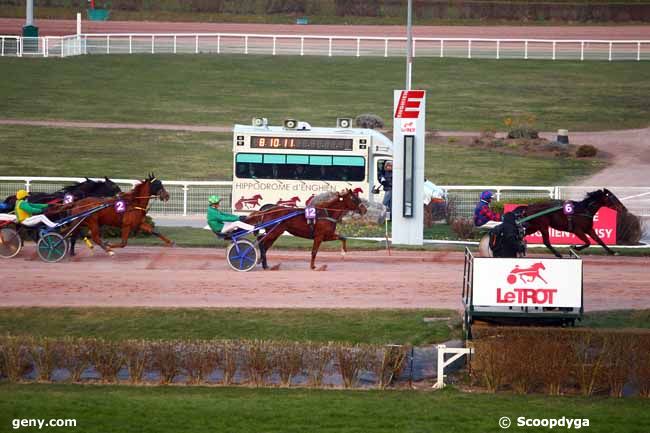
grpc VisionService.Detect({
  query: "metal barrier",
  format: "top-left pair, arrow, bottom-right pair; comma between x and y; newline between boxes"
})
1,177 -> 648,218
1,33 -> 649,61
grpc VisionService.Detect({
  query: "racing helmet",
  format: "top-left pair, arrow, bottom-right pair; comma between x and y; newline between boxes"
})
208,195 -> 221,204
480,190 -> 493,202
16,189 -> 29,200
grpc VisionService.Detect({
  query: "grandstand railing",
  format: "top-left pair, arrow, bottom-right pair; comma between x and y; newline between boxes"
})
2,177 -> 648,218
1,33 -> 649,61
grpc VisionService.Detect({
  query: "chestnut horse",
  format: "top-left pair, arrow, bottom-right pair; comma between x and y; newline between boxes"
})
514,188 -> 625,257
68,174 -> 172,256
246,189 -> 366,270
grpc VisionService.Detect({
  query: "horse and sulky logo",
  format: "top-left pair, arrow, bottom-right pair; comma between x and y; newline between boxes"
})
497,262 -> 557,305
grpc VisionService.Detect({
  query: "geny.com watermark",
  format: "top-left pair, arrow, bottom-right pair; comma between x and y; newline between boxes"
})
12,418 -> 77,430
499,416 -> 590,429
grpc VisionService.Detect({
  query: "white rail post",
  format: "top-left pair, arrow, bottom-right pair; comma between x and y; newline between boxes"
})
18,36 -> 22,57
245,35 -> 248,54
552,41 -> 556,60
129,35 -> 132,54
25,179 -> 31,192
440,39 -> 444,58
300,37 -> 304,56
151,35 -> 155,54
496,40 -> 500,59
195,35 -> 198,54
638,42 -> 641,61
328,37 -> 332,57
217,35 -> 220,54
608,42 -> 612,61
1,37 -> 4,57
173,35 -> 177,54
524,40 -> 528,60
272,36 -> 276,55
412,38 -> 415,58
44,37 -> 48,57
60,38 -> 64,58
432,345 -> 474,389
383,38 -> 388,57
467,39 -> 471,59
496,188 -> 501,202
106,34 -> 110,54
182,185 -> 189,216
356,38 -> 360,57
580,41 -> 584,61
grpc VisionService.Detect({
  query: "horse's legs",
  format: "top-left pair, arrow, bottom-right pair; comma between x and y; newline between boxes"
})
258,224 -> 285,270
339,235 -> 347,256
540,228 -> 562,258
310,236 -> 324,270
86,222 -> 113,255
587,227 -> 617,255
572,231 -> 591,251
106,225 -> 132,249
139,221 -> 175,246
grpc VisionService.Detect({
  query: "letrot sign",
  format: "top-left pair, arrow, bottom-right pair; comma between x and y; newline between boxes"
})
392,90 -> 426,245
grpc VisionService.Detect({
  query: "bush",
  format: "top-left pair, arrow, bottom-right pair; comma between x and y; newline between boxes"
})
617,210 -> 643,245
504,114 -> 539,139
576,144 -> 598,158
450,217 -> 476,240
355,113 -> 384,129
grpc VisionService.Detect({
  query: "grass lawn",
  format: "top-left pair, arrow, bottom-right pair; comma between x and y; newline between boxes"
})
1,56 -> 649,131
0,125 -> 605,185
0,308 -> 456,345
1,384 -> 649,433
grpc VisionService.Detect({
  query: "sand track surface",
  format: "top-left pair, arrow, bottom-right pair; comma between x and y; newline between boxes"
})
2,246 -> 647,311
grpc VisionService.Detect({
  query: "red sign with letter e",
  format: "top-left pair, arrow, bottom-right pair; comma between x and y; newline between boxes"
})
394,90 -> 425,119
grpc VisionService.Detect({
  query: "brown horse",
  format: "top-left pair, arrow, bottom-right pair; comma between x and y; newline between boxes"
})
514,188 -> 625,257
68,174 -> 172,256
246,189 -> 366,270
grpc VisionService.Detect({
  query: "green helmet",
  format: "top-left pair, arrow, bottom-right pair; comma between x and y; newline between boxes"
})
208,195 -> 221,204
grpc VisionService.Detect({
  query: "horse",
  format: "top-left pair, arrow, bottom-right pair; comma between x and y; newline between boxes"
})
246,189 -> 367,270
514,188 -> 625,257
1,177 -> 121,209
67,174 -> 172,256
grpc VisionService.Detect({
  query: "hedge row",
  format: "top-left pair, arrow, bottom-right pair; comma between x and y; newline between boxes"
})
0,336 -> 409,389
4,0 -> 650,21
470,327 -> 650,397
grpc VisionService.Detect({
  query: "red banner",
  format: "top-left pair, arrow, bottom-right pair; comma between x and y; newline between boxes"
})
504,204 -> 617,245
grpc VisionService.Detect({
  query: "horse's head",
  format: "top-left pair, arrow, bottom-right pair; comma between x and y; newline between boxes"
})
92,177 -> 122,197
145,173 -> 170,202
337,189 -> 367,215
602,188 -> 626,213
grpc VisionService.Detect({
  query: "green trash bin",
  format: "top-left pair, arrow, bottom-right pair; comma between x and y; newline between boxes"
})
22,24 -> 39,54
87,8 -> 110,21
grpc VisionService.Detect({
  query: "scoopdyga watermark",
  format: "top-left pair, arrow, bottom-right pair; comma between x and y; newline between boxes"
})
500,416 -> 590,429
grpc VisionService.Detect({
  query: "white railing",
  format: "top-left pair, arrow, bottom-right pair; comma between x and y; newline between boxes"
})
2,33 -> 649,61
2,177 -> 648,218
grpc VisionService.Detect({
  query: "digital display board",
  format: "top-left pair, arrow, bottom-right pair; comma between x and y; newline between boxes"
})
251,136 -> 353,151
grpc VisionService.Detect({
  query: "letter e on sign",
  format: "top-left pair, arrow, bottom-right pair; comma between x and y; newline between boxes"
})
394,90 -> 425,119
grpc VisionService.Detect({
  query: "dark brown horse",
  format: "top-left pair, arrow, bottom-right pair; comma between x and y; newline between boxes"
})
514,188 -> 625,257
68,174 -> 172,256
246,189 -> 366,270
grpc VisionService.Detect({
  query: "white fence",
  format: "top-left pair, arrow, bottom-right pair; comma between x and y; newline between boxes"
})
2,177 -> 648,218
2,33 -> 649,61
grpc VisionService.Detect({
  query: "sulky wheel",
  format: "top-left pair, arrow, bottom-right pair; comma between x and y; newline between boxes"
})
226,239 -> 260,272
0,227 -> 22,259
37,232 -> 69,263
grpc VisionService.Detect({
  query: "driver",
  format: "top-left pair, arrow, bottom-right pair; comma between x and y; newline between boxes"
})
206,195 -> 255,234
474,190 -> 501,228
14,189 -> 58,228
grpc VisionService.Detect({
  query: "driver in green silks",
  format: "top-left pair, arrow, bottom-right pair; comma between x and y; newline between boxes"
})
206,195 -> 255,234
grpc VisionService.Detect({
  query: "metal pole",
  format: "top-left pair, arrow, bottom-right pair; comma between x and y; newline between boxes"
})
405,0 -> 413,90
26,0 -> 34,26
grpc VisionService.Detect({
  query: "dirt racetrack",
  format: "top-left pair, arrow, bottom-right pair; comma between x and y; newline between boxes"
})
1,246 -> 648,311
2,18 -> 650,39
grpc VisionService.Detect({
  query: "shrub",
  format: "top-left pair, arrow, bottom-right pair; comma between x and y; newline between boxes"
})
0,336 -> 31,382
305,342 -> 333,387
372,345 -> 409,389
151,341 -> 181,385
633,334 -> 650,398
450,217 -> 476,240
504,114 -> 539,139
28,337 -> 58,382
355,113 -> 384,129
617,210 -> 643,245
576,144 -> 598,158
275,341 -> 304,387
123,340 -> 151,384
91,339 -> 125,383
335,344 -> 370,388
62,337 -> 93,382
244,340 -> 273,387
221,340 -> 242,385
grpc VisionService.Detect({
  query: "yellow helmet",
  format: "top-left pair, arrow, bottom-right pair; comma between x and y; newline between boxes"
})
16,190 -> 29,200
